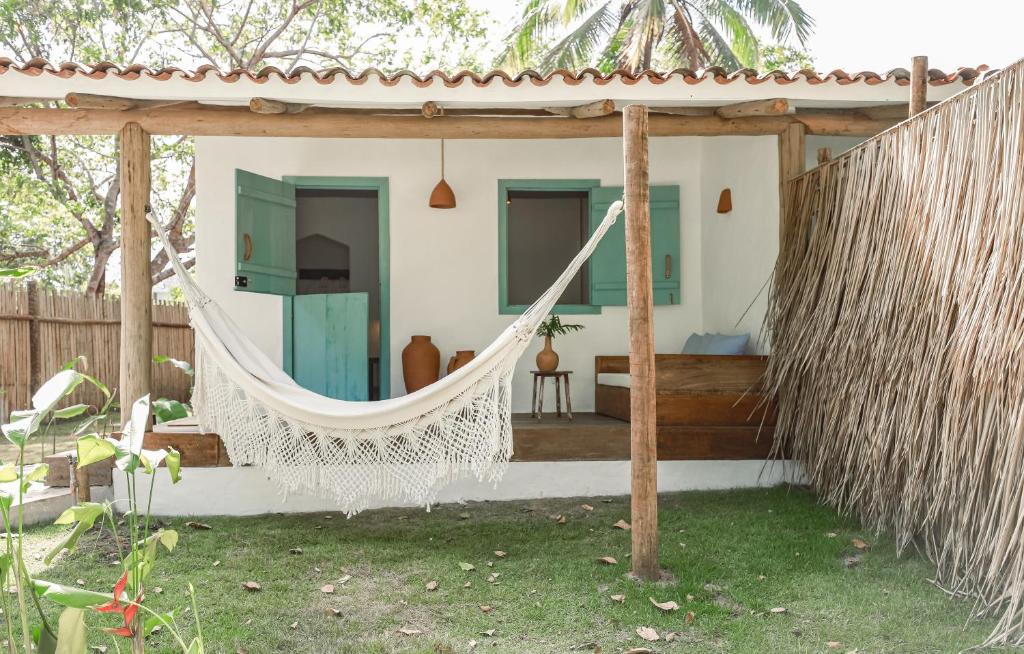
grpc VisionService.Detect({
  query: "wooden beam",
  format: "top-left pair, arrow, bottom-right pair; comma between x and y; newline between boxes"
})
0,96 -> 52,107
715,98 -> 789,119
545,99 -> 615,119
817,147 -> 832,165
623,104 -> 660,581
118,122 -> 152,429
248,97 -> 309,114
778,122 -> 806,241
910,56 -> 929,117
648,106 -> 716,117
420,101 -> 442,118
65,93 -> 184,111
0,106 -> 892,137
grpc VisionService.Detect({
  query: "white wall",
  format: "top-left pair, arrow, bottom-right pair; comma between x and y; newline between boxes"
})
699,136 -> 780,352
195,135 -> 781,411
118,460 -> 805,516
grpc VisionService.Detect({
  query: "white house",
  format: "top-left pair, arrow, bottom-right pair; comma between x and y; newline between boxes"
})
0,60 -> 984,513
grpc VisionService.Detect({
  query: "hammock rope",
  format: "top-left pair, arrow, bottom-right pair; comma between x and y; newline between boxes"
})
150,200 -> 623,515
767,57 -> 1024,648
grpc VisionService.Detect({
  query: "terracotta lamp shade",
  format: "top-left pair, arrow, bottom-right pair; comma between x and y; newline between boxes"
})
717,188 -> 733,214
429,178 -> 456,209
429,139 -> 456,209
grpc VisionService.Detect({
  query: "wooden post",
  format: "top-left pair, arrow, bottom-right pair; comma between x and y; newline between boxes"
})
118,122 -> 152,427
778,122 -> 806,241
910,56 -> 929,117
26,280 -> 41,391
623,104 -> 660,581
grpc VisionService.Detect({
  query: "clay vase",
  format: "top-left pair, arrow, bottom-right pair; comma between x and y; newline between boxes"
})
535,335 -> 559,372
402,335 -> 440,393
447,350 -> 476,375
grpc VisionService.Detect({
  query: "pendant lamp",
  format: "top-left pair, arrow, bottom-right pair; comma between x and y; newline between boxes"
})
429,139 -> 456,209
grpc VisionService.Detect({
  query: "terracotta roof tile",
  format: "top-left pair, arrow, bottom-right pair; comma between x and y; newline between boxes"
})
0,58 -> 989,88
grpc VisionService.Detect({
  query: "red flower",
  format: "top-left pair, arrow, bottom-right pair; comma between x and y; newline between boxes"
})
94,572 -> 144,638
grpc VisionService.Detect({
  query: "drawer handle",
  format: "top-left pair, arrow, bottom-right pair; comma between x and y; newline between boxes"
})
243,233 -> 253,261
664,254 -> 671,279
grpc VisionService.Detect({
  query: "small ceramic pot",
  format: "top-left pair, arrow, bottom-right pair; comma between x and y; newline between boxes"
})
535,335 -> 559,372
447,350 -> 476,374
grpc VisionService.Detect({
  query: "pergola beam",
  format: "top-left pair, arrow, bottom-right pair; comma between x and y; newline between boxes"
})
248,97 -> 310,114
715,98 -> 789,119
545,99 -> 616,119
0,106 -> 895,137
65,92 -> 185,111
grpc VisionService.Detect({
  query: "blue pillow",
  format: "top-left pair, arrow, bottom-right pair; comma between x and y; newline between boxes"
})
682,332 -> 749,355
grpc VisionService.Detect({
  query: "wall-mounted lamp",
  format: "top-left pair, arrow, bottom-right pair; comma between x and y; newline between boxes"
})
717,188 -> 733,214
428,139 -> 456,209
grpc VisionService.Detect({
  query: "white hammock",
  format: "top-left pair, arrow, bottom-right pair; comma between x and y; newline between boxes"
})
151,200 -> 623,514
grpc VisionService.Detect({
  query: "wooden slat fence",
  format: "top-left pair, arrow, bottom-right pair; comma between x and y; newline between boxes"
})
0,282 -> 193,420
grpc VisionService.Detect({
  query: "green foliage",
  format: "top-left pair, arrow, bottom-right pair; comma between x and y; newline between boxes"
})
0,366 -> 200,652
498,0 -> 814,73
537,314 -> 585,339
758,39 -> 813,71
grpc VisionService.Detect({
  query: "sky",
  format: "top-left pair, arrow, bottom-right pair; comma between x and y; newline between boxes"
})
471,0 -> 1024,73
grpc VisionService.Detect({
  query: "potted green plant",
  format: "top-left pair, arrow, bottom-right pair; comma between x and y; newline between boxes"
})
535,315 -> 584,372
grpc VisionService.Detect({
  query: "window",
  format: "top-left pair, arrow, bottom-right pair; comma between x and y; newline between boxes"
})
498,180 -> 601,314
497,179 -> 682,315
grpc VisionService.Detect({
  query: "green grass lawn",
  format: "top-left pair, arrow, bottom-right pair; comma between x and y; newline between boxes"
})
22,486 -> 1019,654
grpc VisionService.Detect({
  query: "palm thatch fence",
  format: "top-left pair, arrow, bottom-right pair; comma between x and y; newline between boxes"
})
766,57 -> 1024,648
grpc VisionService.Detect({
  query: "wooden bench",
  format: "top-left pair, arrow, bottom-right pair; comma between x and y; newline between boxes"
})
594,354 -> 777,459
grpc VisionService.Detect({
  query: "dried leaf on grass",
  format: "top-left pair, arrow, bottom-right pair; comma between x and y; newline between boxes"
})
494,550 -> 507,558
581,504 -> 594,511
320,584 -> 335,594
397,627 -> 422,636
852,538 -> 869,550
425,580 -> 438,591
649,597 -> 679,612
623,649 -> 654,654
324,607 -> 342,617
635,626 -> 659,641
597,556 -> 618,565
458,562 -> 476,571
241,581 -> 261,592
610,594 -> 626,603
613,519 -> 631,531
769,607 -> 787,614
479,605 -> 492,613
685,611 -> 695,624
185,521 -> 212,530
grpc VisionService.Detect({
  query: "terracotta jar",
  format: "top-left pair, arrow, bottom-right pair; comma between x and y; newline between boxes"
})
402,335 -> 440,393
535,335 -> 559,372
447,350 -> 476,375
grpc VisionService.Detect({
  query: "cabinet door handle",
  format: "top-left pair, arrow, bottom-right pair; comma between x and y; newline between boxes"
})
243,233 -> 253,261
664,254 -> 672,279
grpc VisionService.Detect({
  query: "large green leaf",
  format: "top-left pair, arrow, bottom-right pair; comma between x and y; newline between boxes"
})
54,607 -> 87,654
45,504 -> 108,564
0,464 -> 18,482
0,267 -> 33,278
2,409 -> 42,447
144,610 -> 175,637
76,435 -> 118,468
153,355 -> 194,378
140,448 -> 169,474
153,398 -> 189,424
22,463 -> 49,492
33,580 -> 112,609
166,447 -> 182,484
53,404 -> 89,420
124,395 -> 150,456
36,625 -> 57,654
32,370 -> 84,414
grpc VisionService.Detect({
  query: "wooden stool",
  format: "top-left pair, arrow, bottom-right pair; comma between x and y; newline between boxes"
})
531,370 -> 573,421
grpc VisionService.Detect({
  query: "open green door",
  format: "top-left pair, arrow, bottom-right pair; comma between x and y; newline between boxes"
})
289,293 -> 369,401
234,169 -> 297,295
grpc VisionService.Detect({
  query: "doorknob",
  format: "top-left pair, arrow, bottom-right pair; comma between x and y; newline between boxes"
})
243,233 -> 253,261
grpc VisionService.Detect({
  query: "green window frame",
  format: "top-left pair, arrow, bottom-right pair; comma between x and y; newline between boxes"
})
498,179 -> 602,315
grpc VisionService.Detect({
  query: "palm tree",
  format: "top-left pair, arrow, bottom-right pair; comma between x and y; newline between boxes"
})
498,0 -> 813,74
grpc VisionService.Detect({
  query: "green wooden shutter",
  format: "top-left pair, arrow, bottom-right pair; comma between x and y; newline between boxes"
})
589,185 -> 680,306
235,169 -> 297,295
